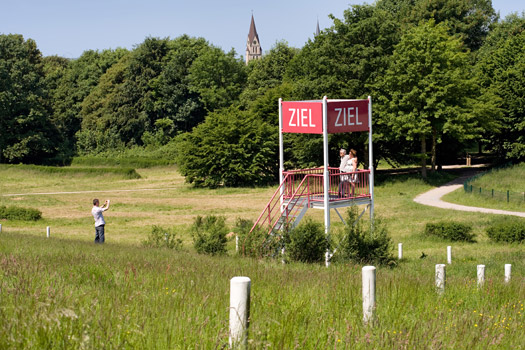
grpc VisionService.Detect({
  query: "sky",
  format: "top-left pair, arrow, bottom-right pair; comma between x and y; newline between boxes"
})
1,0 -> 524,59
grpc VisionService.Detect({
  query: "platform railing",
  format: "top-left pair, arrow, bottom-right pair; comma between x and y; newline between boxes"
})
250,168 -> 372,235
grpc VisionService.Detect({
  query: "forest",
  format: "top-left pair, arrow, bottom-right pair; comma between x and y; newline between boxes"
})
1,0 -> 523,186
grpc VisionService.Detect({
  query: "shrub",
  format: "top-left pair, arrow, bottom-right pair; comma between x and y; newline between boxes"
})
286,219 -> 328,263
142,225 -> 183,250
334,207 -> 395,266
190,215 -> 228,255
486,217 -> 525,243
424,221 -> 475,242
235,218 -> 283,259
0,205 -> 42,221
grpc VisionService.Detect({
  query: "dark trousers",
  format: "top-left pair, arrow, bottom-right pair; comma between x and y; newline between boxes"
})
95,225 -> 105,243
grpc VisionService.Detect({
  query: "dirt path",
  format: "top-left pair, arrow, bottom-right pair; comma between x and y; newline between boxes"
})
414,170 -> 525,218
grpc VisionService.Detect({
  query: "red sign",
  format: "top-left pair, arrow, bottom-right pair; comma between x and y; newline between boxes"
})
327,100 -> 369,133
282,101 -> 323,134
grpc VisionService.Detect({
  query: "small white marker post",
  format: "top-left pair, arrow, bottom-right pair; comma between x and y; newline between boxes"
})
477,265 -> 485,287
362,266 -> 376,324
0,224 -> 2,233
398,243 -> 403,260
46,226 -> 50,238
504,264 -> 512,283
447,246 -> 452,264
435,264 -> 446,295
229,276 -> 251,348
235,235 -> 239,253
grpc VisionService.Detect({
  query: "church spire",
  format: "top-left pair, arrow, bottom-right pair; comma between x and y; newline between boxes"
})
315,18 -> 320,37
246,14 -> 262,64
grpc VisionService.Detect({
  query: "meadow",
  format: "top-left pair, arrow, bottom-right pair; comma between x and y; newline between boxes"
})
0,163 -> 523,349
443,163 -> 525,212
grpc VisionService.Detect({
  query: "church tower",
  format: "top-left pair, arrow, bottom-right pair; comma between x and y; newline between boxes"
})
245,14 -> 262,64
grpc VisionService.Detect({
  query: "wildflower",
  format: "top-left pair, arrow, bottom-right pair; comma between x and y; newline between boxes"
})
474,324 -> 478,327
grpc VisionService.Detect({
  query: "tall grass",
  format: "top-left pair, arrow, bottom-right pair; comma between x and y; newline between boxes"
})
0,233 -> 522,349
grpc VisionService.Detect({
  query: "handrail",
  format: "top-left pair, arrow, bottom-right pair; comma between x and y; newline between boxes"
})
250,168 -> 373,235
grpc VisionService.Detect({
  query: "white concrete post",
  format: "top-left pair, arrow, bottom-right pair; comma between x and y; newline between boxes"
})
447,246 -> 452,264
477,265 -> 485,287
435,264 -> 446,294
229,276 -> 251,348
504,264 -> 511,283
235,235 -> 239,253
398,243 -> 403,260
362,266 -> 376,324
0,224 -> 2,233
46,226 -> 50,238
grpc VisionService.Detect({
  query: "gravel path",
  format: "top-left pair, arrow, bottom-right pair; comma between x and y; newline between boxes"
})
414,172 -> 525,218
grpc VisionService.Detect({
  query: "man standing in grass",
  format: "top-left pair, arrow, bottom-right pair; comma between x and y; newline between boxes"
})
92,199 -> 110,243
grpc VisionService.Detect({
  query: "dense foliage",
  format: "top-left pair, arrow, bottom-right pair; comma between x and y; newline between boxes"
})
1,0 -> 523,183
0,205 -> 42,221
486,217 -> 525,243
190,215 -> 228,255
286,219 -> 328,263
334,207 -> 395,266
142,225 -> 183,249
424,221 -> 476,242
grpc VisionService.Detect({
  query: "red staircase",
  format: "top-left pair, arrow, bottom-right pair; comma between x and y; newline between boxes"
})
250,167 -> 371,235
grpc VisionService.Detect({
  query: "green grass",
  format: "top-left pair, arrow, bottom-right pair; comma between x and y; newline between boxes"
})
0,164 -> 141,180
443,163 -> 525,212
0,165 -> 524,348
72,156 -> 173,168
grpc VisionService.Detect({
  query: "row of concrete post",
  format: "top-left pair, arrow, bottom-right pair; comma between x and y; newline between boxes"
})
231,261 -> 513,348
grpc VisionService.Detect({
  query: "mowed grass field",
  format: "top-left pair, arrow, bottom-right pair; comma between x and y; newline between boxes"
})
0,164 -> 523,349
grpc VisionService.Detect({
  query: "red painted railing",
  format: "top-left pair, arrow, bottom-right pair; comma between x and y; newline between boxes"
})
250,167 -> 371,235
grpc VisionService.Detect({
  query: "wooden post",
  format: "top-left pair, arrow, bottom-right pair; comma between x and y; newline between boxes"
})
435,264 -> 446,294
505,264 -> 512,283
229,277 -> 251,348
362,266 -> 376,324
477,265 -> 485,287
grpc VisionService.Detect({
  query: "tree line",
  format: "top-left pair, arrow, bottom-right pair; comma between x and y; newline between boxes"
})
1,0 -> 523,186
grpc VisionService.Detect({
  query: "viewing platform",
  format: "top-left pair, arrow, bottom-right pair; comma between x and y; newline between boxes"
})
252,167 -> 372,234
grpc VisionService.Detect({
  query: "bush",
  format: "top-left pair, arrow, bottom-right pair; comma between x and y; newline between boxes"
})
190,215 -> 228,255
142,225 -> 183,250
486,217 -> 525,243
286,219 -> 328,263
0,205 -> 42,221
424,221 -> 475,242
334,207 -> 395,266
235,218 -> 283,258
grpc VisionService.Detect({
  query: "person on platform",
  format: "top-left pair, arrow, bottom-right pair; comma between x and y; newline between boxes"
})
338,149 -> 351,197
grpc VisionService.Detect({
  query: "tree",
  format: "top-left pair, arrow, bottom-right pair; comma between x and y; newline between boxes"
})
475,14 -> 525,161
0,34 -> 56,163
50,48 -> 127,158
240,41 -> 298,107
188,47 -> 247,112
376,20 -> 476,177
176,106 -> 277,187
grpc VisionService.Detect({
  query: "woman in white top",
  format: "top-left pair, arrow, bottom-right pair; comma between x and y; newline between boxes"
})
348,149 -> 358,196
